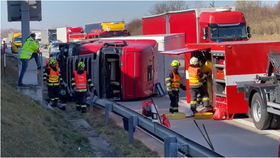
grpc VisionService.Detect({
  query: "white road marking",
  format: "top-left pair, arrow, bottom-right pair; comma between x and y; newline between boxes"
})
233,119 -> 280,137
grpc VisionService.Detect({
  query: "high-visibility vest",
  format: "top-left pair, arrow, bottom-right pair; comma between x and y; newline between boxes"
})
74,70 -> 87,90
48,68 -> 59,83
20,37 -> 39,59
188,67 -> 203,86
169,69 -> 182,88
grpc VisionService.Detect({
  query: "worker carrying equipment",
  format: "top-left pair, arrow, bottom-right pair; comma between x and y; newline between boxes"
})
165,60 -> 186,113
188,57 -> 211,116
43,58 -> 64,108
71,61 -> 94,113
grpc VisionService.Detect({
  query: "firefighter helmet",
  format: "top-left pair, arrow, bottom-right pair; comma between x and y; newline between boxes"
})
78,61 -> 85,68
190,57 -> 199,65
171,60 -> 180,67
49,58 -> 56,65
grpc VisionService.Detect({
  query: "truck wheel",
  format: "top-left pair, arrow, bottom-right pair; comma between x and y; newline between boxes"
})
251,92 -> 272,130
269,114 -> 280,129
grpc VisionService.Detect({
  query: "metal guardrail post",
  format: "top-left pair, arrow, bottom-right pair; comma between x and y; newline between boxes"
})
164,136 -> 178,157
128,115 -> 138,144
105,103 -> 113,124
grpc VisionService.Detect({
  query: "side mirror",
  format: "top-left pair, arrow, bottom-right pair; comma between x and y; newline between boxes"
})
248,33 -> 252,39
247,26 -> 251,34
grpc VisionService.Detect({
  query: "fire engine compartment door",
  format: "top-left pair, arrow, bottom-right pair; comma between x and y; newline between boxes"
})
100,50 -> 122,100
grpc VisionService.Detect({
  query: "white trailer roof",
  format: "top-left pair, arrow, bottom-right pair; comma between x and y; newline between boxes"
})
142,7 -> 236,19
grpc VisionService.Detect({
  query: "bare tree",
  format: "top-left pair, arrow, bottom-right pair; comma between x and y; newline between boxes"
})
148,0 -> 190,15
209,1 -> 215,8
194,0 -> 205,8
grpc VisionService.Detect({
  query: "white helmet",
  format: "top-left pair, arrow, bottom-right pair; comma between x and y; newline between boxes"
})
190,57 -> 199,65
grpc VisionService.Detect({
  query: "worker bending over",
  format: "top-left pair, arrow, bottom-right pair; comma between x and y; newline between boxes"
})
200,57 -> 213,110
165,60 -> 186,113
188,57 -> 211,115
43,59 -> 64,107
71,61 -> 94,113
45,54 -> 59,70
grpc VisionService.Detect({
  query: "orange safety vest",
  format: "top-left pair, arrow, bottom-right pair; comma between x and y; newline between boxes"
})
48,68 -> 59,83
169,69 -> 182,88
74,70 -> 87,90
188,67 -> 202,86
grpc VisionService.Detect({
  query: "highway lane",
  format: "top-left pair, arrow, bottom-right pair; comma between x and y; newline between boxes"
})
118,96 -> 280,157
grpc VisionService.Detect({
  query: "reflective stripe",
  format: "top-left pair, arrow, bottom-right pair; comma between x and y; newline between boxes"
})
202,97 -> 209,101
81,105 -> 87,108
190,101 -> 197,104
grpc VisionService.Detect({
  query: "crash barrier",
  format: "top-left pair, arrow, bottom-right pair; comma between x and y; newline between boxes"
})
87,97 -> 224,157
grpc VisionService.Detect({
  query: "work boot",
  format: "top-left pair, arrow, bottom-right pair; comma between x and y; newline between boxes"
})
18,83 -> 26,87
37,66 -> 41,70
81,107 -> 87,113
76,106 -> 81,111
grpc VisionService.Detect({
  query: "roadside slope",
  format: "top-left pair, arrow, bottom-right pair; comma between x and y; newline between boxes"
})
1,57 -> 95,157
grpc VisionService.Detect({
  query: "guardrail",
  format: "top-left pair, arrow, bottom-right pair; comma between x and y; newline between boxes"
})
87,96 -> 224,157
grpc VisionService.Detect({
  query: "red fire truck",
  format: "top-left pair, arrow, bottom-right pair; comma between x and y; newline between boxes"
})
142,7 -> 251,43
159,41 -> 280,129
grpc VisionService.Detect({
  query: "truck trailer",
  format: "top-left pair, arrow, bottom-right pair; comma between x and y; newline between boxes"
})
56,27 -> 83,43
41,29 -> 57,49
142,7 -> 251,43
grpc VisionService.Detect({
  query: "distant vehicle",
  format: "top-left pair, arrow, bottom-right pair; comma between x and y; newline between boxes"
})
41,29 -> 57,49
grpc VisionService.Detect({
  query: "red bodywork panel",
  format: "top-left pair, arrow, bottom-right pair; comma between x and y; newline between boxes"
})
200,11 -> 245,24
78,39 -> 158,100
142,15 -> 166,35
168,11 -> 197,43
65,27 -> 83,42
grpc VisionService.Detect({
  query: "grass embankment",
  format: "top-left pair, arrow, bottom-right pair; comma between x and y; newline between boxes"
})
1,59 -> 95,157
1,56 -> 160,157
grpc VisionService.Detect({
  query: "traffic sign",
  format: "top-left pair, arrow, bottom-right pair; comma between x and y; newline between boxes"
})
7,0 -> 42,22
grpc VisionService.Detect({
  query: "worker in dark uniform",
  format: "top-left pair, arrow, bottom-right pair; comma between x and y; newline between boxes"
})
188,57 -> 211,116
43,58 -> 64,107
71,61 -> 94,113
165,60 -> 186,113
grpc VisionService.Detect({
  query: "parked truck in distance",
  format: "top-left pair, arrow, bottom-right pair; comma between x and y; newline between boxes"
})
41,29 -> 57,49
68,21 -> 130,42
236,50 -> 280,130
11,33 -> 22,54
56,27 -> 83,43
142,7 -> 251,43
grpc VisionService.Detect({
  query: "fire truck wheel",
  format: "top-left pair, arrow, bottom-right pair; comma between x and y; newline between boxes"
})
269,114 -> 280,129
251,92 -> 272,130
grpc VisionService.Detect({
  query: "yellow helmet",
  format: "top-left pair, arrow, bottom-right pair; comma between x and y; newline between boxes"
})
78,61 -> 85,68
190,57 -> 199,65
171,60 -> 180,67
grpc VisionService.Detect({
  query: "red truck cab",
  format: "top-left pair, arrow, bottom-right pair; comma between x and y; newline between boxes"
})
200,10 -> 251,42
142,7 -> 251,43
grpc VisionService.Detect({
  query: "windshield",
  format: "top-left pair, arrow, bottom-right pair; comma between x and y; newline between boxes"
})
99,31 -> 130,38
209,23 -> 247,41
51,34 -> 57,41
14,36 -> 22,43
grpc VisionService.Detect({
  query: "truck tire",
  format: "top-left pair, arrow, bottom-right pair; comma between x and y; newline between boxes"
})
251,92 -> 272,130
269,114 -> 280,129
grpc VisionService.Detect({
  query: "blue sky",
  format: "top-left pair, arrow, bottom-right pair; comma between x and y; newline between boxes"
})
0,0 -> 278,29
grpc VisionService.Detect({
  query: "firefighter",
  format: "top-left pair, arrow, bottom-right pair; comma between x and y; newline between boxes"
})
165,60 -> 186,113
71,61 -> 94,113
188,57 -> 211,115
43,58 -> 64,107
